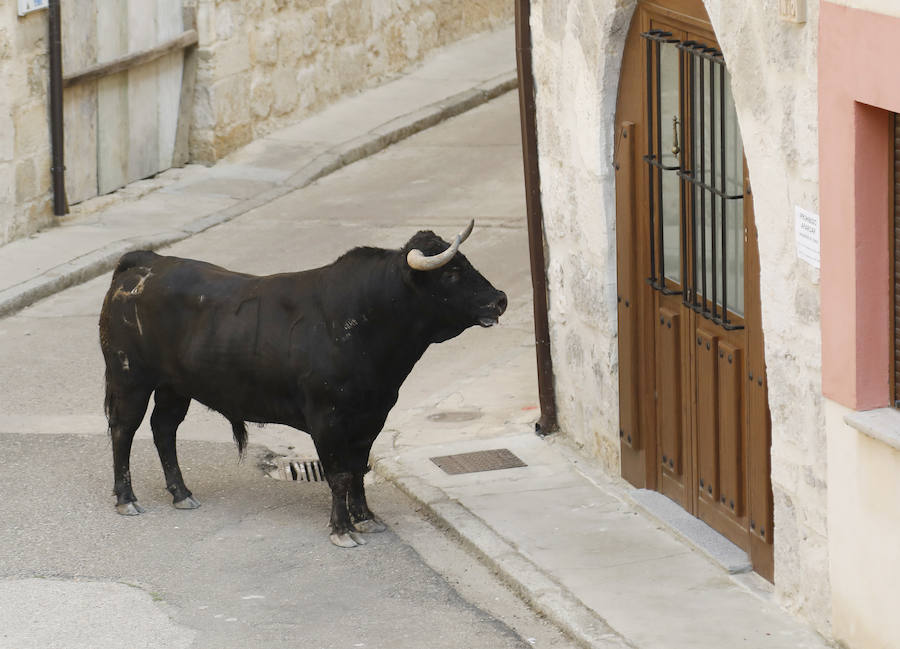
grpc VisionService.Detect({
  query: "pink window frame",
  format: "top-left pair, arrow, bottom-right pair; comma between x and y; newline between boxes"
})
820,1 -> 900,410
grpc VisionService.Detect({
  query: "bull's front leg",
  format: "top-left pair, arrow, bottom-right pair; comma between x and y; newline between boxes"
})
325,471 -> 367,548
349,469 -> 386,533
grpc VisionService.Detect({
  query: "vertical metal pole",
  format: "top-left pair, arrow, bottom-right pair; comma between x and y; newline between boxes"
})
48,0 -> 68,216
655,40 -> 666,285
678,46 -> 687,298
708,55 -> 718,319
719,61 -> 728,323
698,53 -> 707,314
689,47 -> 698,308
646,37 -> 657,284
516,0 -> 557,435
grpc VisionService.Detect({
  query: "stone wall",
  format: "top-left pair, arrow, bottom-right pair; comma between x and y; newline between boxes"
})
0,6 -> 54,246
189,0 -> 513,163
530,0 -> 829,635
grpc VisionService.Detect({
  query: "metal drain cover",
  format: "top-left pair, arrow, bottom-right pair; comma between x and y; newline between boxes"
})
271,457 -> 327,482
430,448 -> 526,475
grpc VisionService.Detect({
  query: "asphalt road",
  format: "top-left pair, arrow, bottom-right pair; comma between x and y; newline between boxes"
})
0,94 -> 572,649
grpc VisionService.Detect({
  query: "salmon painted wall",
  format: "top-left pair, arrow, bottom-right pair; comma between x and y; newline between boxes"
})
819,2 -> 900,409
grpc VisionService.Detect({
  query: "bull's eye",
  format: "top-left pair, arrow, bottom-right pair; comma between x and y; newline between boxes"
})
442,269 -> 461,284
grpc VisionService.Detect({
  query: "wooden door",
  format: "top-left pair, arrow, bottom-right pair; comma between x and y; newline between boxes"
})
614,1 -> 773,580
62,0 -> 188,204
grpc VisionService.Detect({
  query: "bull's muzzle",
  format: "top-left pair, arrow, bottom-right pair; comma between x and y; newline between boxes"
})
477,291 -> 507,327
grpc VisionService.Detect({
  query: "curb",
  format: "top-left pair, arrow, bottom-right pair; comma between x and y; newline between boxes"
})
0,73 -> 518,320
372,456 -> 637,649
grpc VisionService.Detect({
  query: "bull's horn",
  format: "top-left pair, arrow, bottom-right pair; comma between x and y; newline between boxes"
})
407,219 -> 475,271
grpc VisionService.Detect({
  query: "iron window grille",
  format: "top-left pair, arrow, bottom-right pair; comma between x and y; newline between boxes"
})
640,30 -> 745,330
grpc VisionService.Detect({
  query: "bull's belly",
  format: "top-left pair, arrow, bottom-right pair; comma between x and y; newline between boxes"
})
164,376 -> 307,431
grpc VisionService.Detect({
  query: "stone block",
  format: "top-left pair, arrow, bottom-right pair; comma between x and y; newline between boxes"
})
210,74 -> 251,128
213,121 -> 253,160
0,104 -> 12,162
249,23 -> 278,65
250,74 -> 273,118
278,11 -> 324,63
370,0 -> 393,29
13,102 -> 49,157
215,1 -> 235,39
210,34 -> 250,78
196,1 -> 216,45
331,44 -> 367,94
295,65 -> 318,112
33,150 -> 51,198
0,28 -> 10,60
188,128 -> 216,165
0,161 -> 13,206
327,0 -> 371,44
15,158 -> 36,203
15,11 -> 47,54
435,1 -> 465,38
272,67 -> 299,116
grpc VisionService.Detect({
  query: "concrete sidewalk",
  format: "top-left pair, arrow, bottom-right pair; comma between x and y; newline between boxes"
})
0,26 -> 833,649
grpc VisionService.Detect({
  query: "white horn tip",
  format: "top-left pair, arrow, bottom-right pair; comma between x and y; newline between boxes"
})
460,219 -> 475,243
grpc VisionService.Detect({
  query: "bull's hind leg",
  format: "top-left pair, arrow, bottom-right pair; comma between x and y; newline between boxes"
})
150,387 -> 199,510
107,382 -> 152,515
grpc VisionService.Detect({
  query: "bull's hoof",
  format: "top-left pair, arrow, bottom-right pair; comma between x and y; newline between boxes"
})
116,501 -> 146,516
173,495 -> 201,510
353,517 -> 387,533
329,531 -> 367,548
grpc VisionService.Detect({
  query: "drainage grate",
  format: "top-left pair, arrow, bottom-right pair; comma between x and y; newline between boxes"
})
430,448 -> 526,475
272,457 -> 327,482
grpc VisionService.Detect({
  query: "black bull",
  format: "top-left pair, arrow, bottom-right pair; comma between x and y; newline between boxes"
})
98,222 -> 506,547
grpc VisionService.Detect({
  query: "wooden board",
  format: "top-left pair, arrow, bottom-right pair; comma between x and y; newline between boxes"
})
61,0 -> 98,204
156,0 -> 184,171
127,0 -> 160,182
97,0 -> 129,195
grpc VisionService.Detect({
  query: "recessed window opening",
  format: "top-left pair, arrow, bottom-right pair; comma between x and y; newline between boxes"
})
642,31 -> 745,326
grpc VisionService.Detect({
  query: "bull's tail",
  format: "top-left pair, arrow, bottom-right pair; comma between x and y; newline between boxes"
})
229,418 -> 249,458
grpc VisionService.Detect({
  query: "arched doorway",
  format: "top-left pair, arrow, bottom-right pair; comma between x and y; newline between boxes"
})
614,0 -> 773,580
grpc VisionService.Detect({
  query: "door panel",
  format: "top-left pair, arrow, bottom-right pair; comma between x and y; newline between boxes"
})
696,327 -> 719,503
657,307 -> 683,476
716,341 -> 743,517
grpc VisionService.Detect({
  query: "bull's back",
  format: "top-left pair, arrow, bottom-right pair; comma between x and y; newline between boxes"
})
100,252 -> 322,421
101,252 -> 259,371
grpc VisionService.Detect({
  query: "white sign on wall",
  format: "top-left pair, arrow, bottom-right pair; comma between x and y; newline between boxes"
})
795,206 -> 820,269
18,0 -> 48,17
779,0 -> 807,23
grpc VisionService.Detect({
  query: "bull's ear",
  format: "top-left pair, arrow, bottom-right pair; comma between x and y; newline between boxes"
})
400,255 -> 420,286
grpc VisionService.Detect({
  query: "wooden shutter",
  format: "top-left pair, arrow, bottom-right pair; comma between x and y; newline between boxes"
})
894,113 -> 900,407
